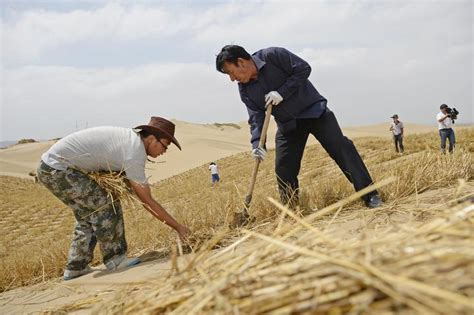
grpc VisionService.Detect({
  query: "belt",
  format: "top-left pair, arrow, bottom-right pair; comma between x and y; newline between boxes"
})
40,161 -> 59,172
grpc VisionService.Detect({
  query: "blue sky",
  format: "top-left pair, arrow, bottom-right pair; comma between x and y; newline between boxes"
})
1,0 -> 472,141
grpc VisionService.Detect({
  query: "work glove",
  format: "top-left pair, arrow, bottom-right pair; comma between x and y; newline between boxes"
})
251,147 -> 266,161
264,91 -> 283,107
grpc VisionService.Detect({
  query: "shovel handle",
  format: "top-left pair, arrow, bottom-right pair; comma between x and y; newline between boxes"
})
244,104 -> 273,207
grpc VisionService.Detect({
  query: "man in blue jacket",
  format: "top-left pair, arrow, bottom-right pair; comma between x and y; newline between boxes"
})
216,45 -> 382,209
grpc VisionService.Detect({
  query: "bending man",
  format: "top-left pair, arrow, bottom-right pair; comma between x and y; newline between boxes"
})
37,117 -> 190,280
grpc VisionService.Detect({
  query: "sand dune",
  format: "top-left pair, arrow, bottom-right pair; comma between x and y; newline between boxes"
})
342,122 -> 435,138
0,120 -> 436,183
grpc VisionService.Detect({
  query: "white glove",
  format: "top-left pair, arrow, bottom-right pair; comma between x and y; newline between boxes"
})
251,147 -> 266,161
265,91 -> 283,107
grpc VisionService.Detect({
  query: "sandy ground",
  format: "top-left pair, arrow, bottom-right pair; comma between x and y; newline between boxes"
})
0,120 -> 435,183
0,253 -> 191,314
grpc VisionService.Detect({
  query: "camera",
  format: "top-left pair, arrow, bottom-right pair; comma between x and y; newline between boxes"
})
446,107 -> 459,122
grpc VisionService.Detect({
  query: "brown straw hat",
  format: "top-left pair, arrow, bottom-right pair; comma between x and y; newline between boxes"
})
135,117 -> 181,150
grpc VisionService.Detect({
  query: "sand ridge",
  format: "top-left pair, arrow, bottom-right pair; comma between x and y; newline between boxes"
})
0,120 -> 435,183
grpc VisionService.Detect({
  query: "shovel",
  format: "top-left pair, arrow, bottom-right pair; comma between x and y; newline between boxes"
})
233,104 -> 273,227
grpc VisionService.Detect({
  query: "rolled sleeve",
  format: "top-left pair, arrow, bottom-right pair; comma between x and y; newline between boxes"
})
124,159 -> 147,184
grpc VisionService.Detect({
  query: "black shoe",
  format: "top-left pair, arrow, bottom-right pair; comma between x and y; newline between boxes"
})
366,195 -> 383,208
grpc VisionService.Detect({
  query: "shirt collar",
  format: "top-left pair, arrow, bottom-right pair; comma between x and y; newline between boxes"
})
239,55 -> 266,87
252,55 -> 266,71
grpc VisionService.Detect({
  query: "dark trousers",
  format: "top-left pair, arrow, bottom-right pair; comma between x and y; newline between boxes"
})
393,134 -> 404,153
439,128 -> 455,153
275,110 -> 377,206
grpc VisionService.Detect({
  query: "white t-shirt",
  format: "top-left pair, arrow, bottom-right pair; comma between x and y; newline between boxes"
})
437,112 -> 453,130
209,164 -> 219,175
41,126 -> 148,183
390,121 -> 404,136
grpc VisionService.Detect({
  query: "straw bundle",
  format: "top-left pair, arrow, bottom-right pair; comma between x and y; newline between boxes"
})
87,171 -> 141,210
87,189 -> 473,314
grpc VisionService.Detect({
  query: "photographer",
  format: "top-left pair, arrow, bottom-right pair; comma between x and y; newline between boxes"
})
437,104 -> 456,154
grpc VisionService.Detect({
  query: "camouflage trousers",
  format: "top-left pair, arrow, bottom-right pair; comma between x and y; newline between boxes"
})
37,161 -> 127,271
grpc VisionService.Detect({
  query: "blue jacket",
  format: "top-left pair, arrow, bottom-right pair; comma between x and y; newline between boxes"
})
238,47 -> 327,148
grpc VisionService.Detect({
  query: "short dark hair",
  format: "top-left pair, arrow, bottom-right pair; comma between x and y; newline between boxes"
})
138,129 -> 160,141
440,104 -> 448,109
215,45 -> 251,73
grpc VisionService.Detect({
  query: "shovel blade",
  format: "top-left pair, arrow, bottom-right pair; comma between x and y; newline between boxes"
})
231,211 -> 251,228
244,194 -> 252,207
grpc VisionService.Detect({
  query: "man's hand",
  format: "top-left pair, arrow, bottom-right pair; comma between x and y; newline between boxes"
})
252,147 -> 266,161
265,91 -> 283,107
130,181 -> 190,239
177,225 -> 191,241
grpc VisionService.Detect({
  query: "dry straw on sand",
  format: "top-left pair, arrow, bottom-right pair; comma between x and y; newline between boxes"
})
88,188 -> 473,314
76,133 -> 474,314
1,128 -> 473,311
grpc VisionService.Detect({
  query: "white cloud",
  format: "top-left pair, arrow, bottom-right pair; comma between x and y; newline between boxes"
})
3,1 -> 471,62
1,0 -> 472,140
298,47 -> 369,68
2,62 -> 244,140
3,3 -> 193,61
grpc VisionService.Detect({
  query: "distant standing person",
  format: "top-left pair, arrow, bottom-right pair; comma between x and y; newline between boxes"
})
209,162 -> 220,184
215,45 -> 382,209
389,114 -> 404,153
37,117 -> 190,280
437,104 -> 456,154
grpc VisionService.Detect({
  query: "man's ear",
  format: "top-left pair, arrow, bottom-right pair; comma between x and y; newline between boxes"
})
237,58 -> 245,67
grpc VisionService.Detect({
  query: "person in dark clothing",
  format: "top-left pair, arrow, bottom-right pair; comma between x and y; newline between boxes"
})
215,45 -> 383,208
